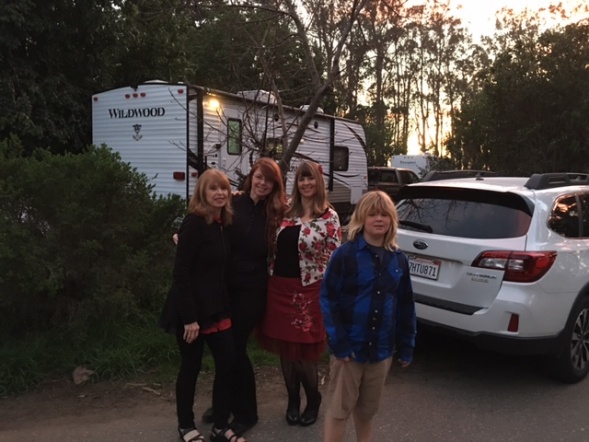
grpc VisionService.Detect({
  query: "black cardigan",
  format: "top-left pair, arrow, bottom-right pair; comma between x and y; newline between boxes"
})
227,194 -> 269,293
160,213 -> 231,333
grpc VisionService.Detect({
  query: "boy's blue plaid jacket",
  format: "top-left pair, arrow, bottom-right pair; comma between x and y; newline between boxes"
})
320,234 -> 416,363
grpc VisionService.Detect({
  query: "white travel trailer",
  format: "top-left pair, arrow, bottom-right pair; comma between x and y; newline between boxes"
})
391,154 -> 434,177
92,82 -> 368,218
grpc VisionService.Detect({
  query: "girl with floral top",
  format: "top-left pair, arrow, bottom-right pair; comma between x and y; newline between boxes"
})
258,161 -> 341,428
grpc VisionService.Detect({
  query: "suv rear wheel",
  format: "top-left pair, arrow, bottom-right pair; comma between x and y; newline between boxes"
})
550,296 -> 589,383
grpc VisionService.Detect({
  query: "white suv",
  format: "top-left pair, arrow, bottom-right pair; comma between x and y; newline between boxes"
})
395,173 -> 589,383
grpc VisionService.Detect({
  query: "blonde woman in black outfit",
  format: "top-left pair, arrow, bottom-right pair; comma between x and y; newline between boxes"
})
200,158 -> 287,437
160,169 -> 248,442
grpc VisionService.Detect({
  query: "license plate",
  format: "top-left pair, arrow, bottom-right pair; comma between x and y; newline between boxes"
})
408,255 -> 440,280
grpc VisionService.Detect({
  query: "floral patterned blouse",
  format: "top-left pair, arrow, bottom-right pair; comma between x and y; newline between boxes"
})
269,208 -> 342,286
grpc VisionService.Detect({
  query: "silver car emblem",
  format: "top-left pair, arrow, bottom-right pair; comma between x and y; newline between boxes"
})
413,240 -> 428,250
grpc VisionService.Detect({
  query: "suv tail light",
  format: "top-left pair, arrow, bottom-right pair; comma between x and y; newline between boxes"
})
472,251 -> 557,282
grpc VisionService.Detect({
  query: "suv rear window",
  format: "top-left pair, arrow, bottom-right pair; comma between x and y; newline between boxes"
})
396,187 -> 533,239
368,169 -> 398,184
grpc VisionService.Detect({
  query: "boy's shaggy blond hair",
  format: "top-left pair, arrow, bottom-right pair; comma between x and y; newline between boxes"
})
347,190 -> 398,250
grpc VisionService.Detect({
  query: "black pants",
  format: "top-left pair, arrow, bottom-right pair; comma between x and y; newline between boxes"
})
210,289 -> 265,425
176,328 -> 236,429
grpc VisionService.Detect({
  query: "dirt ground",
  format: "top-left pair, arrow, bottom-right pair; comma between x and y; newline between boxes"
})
0,364 -> 329,441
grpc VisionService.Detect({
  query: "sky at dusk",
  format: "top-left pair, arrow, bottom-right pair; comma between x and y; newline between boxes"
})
403,0 -> 587,155
454,0 -> 587,38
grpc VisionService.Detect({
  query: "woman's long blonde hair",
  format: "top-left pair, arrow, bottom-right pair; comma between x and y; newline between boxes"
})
188,169 -> 233,225
286,161 -> 330,218
347,190 -> 398,250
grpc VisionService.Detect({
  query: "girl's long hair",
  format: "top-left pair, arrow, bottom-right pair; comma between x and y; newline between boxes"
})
347,190 -> 398,250
286,161 -> 330,218
243,158 -> 287,250
188,169 -> 233,225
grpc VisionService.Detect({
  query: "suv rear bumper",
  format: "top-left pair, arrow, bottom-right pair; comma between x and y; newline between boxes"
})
417,318 -> 564,356
412,282 -> 576,356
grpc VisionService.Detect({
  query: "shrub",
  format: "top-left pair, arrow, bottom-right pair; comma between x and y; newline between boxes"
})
0,141 -> 185,339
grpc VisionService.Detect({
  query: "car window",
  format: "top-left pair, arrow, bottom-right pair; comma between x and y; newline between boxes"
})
380,170 -> 398,183
581,194 -> 589,237
400,170 -> 419,184
549,195 -> 580,238
396,187 -> 533,239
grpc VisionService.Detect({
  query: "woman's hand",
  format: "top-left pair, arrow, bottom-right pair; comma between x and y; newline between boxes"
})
172,234 -> 179,245
183,322 -> 200,343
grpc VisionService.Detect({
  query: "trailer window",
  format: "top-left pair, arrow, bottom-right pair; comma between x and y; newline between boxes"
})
334,146 -> 349,171
227,119 -> 242,155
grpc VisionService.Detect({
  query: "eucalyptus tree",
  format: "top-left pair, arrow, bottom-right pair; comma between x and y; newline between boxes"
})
401,0 -> 471,156
112,0 -> 199,87
449,6 -> 589,175
352,0 -> 405,165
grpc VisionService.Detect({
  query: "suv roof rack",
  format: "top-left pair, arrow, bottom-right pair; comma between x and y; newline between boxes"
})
421,170 -> 500,182
525,173 -> 589,190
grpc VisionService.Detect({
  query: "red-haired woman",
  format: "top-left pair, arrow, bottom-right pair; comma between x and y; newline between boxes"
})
223,158 -> 287,435
196,158 -> 287,437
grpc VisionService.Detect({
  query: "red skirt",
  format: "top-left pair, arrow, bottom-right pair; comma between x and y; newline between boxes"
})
257,275 -> 326,362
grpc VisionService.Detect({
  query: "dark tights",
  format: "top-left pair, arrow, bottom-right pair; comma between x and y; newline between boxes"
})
280,356 -> 321,410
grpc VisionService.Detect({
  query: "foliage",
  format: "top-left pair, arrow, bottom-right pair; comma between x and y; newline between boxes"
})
0,0 -> 121,155
0,143 -> 185,338
353,103 -> 396,166
3,0 -> 589,395
0,142 -> 188,394
0,318 -> 176,396
448,22 -> 589,174
111,0 -> 199,86
0,320 -> 278,396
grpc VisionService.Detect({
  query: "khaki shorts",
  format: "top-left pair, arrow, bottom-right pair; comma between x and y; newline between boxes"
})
324,355 -> 393,420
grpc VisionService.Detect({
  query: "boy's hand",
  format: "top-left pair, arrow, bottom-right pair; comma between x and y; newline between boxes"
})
338,352 -> 355,362
172,233 -> 179,245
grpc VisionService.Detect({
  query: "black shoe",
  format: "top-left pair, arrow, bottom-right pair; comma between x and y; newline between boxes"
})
299,392 -> 322,427
285,407 -> 300,426
229,418 -> 257,436
285,395 -> 300,426
201,406 -> 214,424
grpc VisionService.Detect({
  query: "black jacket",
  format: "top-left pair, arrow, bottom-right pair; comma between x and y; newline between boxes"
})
160,213 -> 231,333
227,194 -> 269,293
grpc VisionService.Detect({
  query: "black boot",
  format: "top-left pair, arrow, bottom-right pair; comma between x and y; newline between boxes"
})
299,391 -> 322,427
285,395 -> 300,425
281,357 -> 301,426
298,360 -> 321,426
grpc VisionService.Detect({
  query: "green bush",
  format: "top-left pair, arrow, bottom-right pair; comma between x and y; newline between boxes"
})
0,141 -> 185,337
0,141 -> 283,396
0,140 -> 187,394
